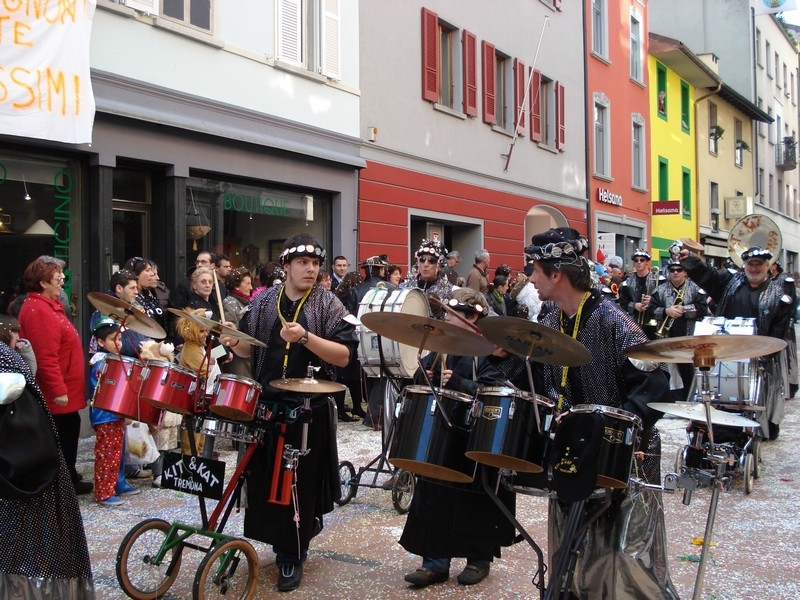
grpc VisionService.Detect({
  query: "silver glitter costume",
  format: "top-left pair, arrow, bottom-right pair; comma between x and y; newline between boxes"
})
539,292 -> 678,599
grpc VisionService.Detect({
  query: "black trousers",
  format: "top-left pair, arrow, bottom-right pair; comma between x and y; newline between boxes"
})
52,411 -> 82,483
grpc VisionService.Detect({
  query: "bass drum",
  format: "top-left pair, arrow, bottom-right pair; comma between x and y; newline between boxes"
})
357,287 -> 430,378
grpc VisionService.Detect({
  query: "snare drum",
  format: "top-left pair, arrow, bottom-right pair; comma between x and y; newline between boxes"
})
357,288 -> 430,378
389,385 -> 476,483
465,387 -> 555,473
209,374 -> 262,421
199,417 -> 261,445
569,404 -> 642,488
92,355 -> 163,426
140,360 -> 199,414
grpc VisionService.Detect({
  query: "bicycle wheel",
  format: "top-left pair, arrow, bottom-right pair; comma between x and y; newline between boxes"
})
117,518 -> 182,599
335,460 -> 357,506
391,469 -> 415,514
193,538 -> 259,600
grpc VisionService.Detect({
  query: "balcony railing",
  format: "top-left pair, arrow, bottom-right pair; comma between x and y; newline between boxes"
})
776,137 -> 797,171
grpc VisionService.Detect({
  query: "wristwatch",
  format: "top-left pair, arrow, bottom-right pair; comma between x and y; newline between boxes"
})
298,330 -> 309,346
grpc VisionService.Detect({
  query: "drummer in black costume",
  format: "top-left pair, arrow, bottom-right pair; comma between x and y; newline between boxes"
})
678,241 -> 794,440
526,227 -> 678,599
400,288 -> 515,588
221,233 -> 356,593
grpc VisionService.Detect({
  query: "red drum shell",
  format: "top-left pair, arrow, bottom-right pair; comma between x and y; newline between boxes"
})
139,360 -> 198,415
209,374 -> 263,421
92,355 -> 163,426
389,385 -> 476,484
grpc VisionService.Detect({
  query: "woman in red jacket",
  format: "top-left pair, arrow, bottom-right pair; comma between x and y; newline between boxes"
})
18,256 -> 92,495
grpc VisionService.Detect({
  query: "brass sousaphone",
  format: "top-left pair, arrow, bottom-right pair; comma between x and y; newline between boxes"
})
727,213 -> 781,267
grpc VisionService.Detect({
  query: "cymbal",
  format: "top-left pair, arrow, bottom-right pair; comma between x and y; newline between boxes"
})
270,378 -> 346,394
648,402 -> 760,428
477,316 -> 592,366
626,335 -> 786,368
360,312 -> 495,357
87,292 -> 166,339
174,310 -> 267,348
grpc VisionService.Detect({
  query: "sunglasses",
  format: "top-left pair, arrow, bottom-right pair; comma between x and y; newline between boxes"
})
633,258 -> 648,263
418,256 -> 438,264
668,268 -> 684,273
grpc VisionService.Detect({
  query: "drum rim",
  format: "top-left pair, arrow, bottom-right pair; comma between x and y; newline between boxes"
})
104,354 -> 143,366
403,384 -> 474,403
218,373 -> 262,388
570,403 -> 642,427
478,387 -> 555,407
143,360 -> 197,376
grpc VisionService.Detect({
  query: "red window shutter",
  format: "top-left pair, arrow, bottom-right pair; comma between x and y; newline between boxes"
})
530,68 -> 542,142
554,0 -> 562,10
482,40 -> 496,124
513,58 -> 526,131
556,81 -> 566,150
421,8 -> 439,102
462,30 -> 477,117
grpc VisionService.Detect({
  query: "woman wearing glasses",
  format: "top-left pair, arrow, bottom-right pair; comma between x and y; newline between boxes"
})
17,256 -> 93,495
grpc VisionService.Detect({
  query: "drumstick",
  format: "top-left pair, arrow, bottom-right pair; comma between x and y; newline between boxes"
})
428,296 -> 482,334
439,353 -> 448,389
277,311 -> 289,329
212,270 -> 226,323
429,352 -> 442,372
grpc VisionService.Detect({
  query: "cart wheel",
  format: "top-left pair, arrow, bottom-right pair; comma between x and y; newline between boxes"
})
392,469 -> 415,514
744,453 -> 754,494
752,436 -> 763,479
193,537 -> 258,600
335,460 -> 357,506
674,447 -> 685,474
117,518 -> 182,600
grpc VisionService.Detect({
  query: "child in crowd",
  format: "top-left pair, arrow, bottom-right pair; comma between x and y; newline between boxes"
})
89,317 -> 141,507
0,314 -> 37,375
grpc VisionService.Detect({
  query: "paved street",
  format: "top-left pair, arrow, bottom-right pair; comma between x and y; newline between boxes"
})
77,399 -> 800,599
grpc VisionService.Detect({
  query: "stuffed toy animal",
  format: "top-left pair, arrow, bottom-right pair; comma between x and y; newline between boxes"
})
138,339 -> 175,364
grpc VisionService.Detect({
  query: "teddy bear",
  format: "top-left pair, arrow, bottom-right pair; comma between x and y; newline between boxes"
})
138,339 -> 182,457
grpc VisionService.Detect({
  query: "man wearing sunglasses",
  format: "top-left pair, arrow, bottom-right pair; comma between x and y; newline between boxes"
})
678,241 -> 794,440
649,259 -> 709,401
618,249 -> 663,337
402,237 -> 453,301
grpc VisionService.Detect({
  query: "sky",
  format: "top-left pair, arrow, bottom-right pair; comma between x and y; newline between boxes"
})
782,9 -> 800,24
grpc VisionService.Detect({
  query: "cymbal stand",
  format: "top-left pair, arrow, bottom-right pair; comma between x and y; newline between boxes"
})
480,466 -> 546,599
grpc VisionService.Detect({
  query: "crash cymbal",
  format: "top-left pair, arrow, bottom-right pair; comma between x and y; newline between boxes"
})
648,402 -> 760,428
360,312 -> 495,357
477,316 -> 592,366
184,311 -> 267,348
270,378 -> 346,394
87,292 -> 166,339
626,335 -> 786,368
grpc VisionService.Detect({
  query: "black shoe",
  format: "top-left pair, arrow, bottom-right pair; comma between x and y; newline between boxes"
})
277,563 -> 302,592
456,564 -> 490,585
351,407 -> 367,418
338,413 -> 358,422
74,480 -> 93,495
404,567 -> 448,587
768,421 -> 780,441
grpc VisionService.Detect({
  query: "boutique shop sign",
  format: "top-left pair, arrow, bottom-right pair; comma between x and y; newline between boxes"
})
0,0 -> 97,144
222,185 -> 312,220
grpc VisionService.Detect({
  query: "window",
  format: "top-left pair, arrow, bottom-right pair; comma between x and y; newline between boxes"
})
632,115 -> 646,189
630,13 -> 642,82
775,52 -> 781,85
784,63 -> 789,96
276,0 -> 341,79
530,70 -> 565,150
792,71 -> 796,105
421,9 -> 477,116
759,168 -> 765,202
682,168 -> 691,217
656,63 -> 667,119
593,94 -> 610,177
492,50 -> 513,131
768,107 -> 774,144
680,81 -> 690,132
591,0 -> 607,58
708,103 -> 719,155
162,0 -> 211,32
778,178 -> 784,212
756,29 -> 762,67
734,118 -> 744,167
658,157 -> 668,201
758,97 -> 765,137
769,173 -> 774,207
766,41 -> 772,77
710,181 -> 719,232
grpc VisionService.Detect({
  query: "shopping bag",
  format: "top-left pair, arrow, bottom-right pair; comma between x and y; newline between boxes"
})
126,421 -> 160,465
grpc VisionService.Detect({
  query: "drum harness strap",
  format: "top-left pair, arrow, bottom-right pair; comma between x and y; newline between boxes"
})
556,291 -> 590,412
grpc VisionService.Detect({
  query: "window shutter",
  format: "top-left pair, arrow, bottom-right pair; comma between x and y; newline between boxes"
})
321,0 -> 340,79
277,0 -> 303,65
553,0 -> 563,10
556,82 -> 566,150
513,58 -> 526,131
462,30 -> 477,117
530,69 -> 542,142
125,0 -> 157,14
421,8 -> 439,102
482,41 -> 496,124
